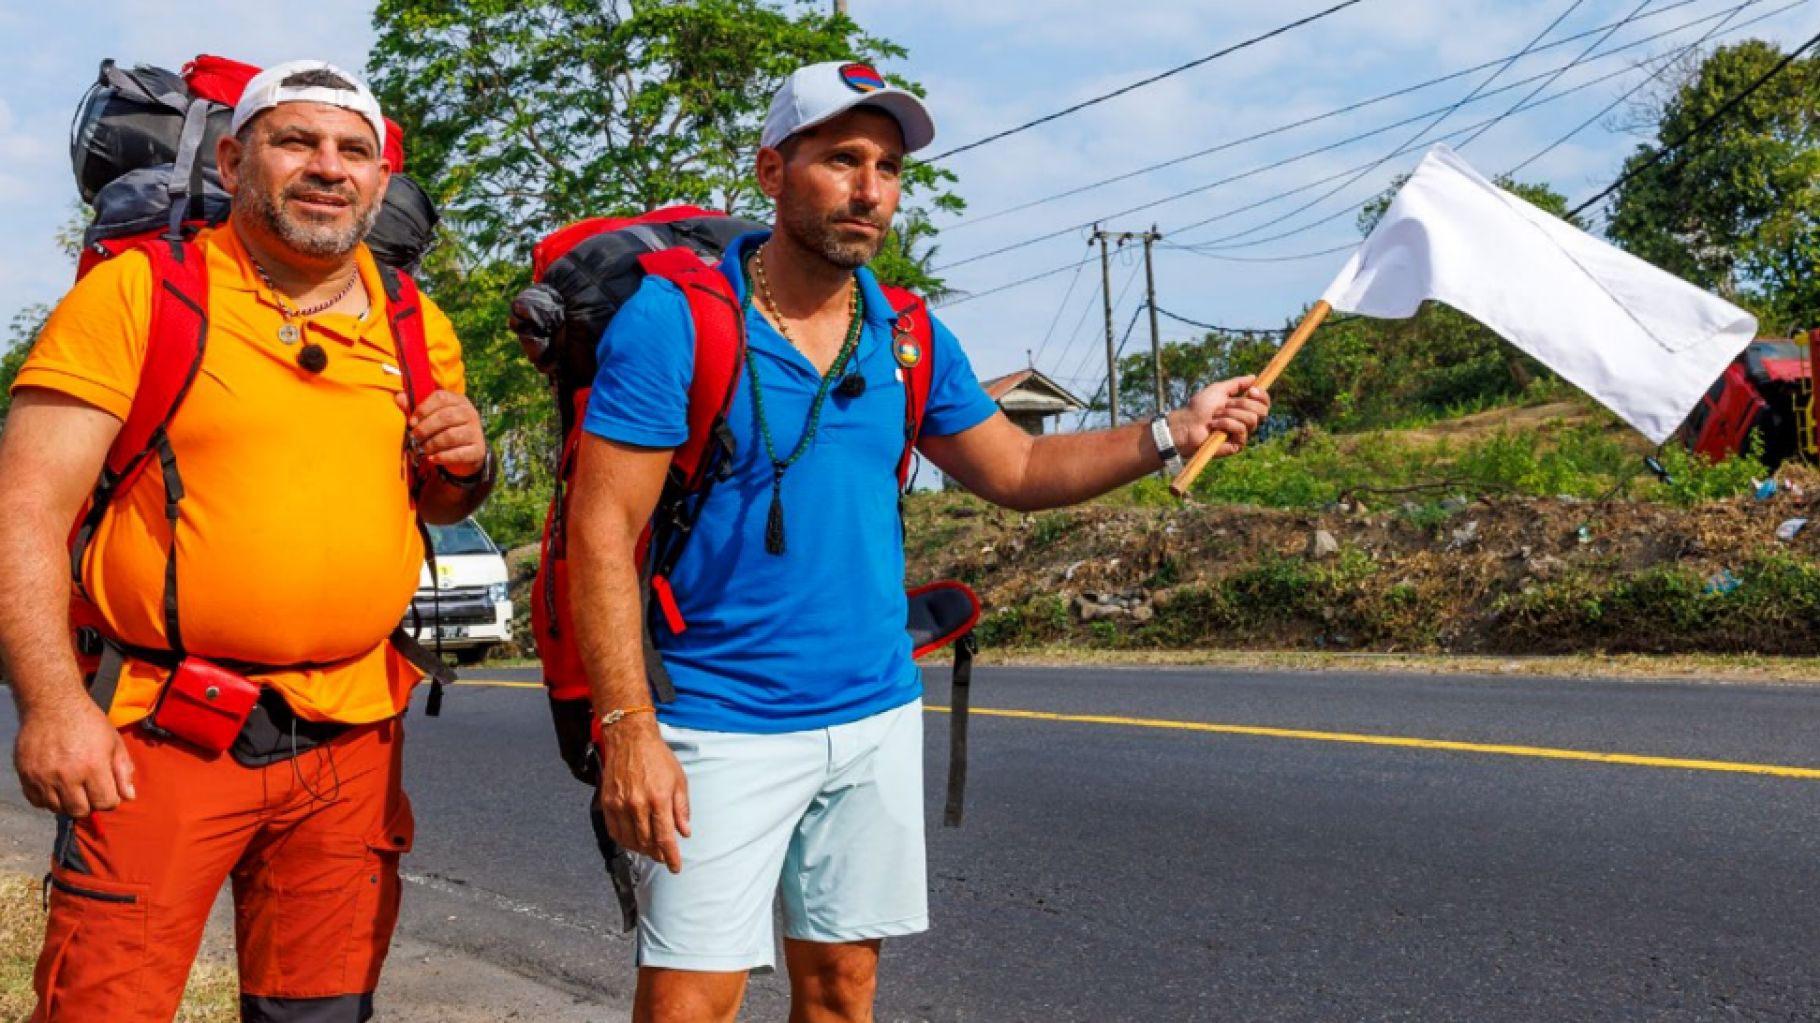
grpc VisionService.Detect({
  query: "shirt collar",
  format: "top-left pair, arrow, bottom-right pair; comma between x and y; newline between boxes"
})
719,229 -> 898,330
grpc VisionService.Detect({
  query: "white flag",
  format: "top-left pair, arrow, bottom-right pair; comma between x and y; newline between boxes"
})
1320,145 -> 1757,445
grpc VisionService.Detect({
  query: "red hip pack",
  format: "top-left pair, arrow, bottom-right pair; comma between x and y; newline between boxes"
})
143,657 -> 260,754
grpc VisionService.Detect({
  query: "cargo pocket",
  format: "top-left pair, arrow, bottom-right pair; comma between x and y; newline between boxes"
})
346,794 -> 415,993
35,867 -> 152,1018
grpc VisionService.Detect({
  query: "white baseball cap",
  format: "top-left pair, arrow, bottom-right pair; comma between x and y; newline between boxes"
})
761,61 -> 936,154
230,60 -> 387,150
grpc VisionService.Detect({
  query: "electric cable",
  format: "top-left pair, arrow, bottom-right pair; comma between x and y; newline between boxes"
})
1164,240 -> 1358,263
1166,0 -> 1792,249
943,0 -> 1718,233
935,252 -> 1099,309
1181,0 -> 1795,251
1042,266 -> 1109,384
1182,0 -> 1594,251
1057,255 -> 1146,389
1153,304 -> 1360,336
1457,0 -> 1657,150
938,0 -> 1795,308
1075,300 -> 1152,428
1028,245 -> 1093,370
936,0 -> 1754,271
1507,0 -> 1761,175
924,0 -> 1370,163
1566,22 -> 1820,218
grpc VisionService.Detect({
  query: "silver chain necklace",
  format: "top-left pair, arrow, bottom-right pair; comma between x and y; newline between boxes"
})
249,259 -> 359,345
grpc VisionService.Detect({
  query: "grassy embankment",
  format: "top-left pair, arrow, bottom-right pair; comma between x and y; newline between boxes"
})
903,397 -> 1820,664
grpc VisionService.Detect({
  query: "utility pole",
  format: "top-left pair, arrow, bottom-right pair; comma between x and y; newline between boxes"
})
834,0 -> 847,14
1093,226 -> 1119,426
1091,225 -> 1166,424
1143,225 -> 1164,417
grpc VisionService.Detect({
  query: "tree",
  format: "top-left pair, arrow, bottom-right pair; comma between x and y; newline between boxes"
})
368,0 -> 959,261
368,0 -> 963,549
1606,40 -> 1820,334
0,305 -> 50,429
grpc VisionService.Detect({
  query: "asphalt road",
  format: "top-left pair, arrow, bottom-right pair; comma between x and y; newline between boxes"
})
7,665 -> 1820,1021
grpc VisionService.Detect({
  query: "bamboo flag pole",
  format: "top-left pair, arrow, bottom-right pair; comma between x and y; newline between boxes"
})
1169,300 -> 1332,498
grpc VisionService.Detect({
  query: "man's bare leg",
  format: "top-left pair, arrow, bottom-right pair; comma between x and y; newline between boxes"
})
784,938 -> 882,1023
635,968 -> 748,1023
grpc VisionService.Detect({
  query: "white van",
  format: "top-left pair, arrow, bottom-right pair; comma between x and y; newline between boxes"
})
402,517 -> 513,664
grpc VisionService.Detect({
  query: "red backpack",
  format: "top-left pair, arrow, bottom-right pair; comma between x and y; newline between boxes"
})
73,55 -> 428,277
65,240 -> 456,718
521,223 -> 945,706
66,54 -> 456,715
511,209 -> 982,932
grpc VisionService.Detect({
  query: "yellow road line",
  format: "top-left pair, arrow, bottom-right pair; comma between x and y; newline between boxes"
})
452,679 -> 1820,780
926,705 -> 1820,780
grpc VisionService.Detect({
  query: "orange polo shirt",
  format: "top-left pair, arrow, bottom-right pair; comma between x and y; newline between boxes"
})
15,221 -> 465,726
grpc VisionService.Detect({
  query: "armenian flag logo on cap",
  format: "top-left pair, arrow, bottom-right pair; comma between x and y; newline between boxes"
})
840,63 -> 887,94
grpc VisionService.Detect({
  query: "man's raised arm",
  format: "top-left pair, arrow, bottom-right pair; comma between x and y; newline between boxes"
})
920,376 -> 1270,512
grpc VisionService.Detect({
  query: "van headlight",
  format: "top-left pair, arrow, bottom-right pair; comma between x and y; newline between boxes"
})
488,583 -> 509,605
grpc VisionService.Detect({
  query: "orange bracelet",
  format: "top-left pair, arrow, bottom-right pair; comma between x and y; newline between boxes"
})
590,705 -> 656,744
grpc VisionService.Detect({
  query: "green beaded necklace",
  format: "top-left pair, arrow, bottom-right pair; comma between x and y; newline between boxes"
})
743,250 -> 865,556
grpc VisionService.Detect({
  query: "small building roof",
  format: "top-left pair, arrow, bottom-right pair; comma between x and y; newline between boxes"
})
980,368 -> 1088,415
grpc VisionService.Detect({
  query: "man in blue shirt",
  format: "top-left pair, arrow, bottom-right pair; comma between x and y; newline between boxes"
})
569,62 -> 1270,1023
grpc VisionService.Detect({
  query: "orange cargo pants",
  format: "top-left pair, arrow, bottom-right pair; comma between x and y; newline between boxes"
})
31,717 -> 414,1023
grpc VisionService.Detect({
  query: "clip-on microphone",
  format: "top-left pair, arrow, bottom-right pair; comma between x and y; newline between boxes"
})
836,372 -> 867,398
297,343 -> 329,374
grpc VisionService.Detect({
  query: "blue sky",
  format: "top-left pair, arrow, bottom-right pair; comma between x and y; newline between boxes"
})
3,0 -> 1817,404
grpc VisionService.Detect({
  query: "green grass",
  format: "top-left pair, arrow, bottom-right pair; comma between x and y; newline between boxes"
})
1,873 -> 239,1021
1098,408 -> 1767,511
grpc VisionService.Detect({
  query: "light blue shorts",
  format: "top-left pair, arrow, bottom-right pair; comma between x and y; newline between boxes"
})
633,698 -> 929,973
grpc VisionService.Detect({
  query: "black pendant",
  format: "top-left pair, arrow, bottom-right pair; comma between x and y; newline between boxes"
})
765,484 -> 787,556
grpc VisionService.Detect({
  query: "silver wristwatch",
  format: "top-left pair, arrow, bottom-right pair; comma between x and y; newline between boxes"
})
1150,415 -> 1184,476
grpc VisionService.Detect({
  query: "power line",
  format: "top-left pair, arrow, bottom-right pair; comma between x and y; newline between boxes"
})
1059,255 -> 1145,390
1041,262 -> 1109,382
1162,240 -> 1358,263
924,0 -> 1370,163
942,0 -> 1716,234
1184,0 -> 1595,252
1155,306 -> 1298,335
1508,0 -> 1763,176
1164,57 -> 1648,245
1076,300 -> 1151,428
1028,246 -> 1092,369
1129,2 -> 1804,384
935,0 -> 1758,271
935,252 -> 1098,308
933,0 -> 1796,311
1457,0 -> 1656,150
1567,23 -> 1820,218
1166,0 -> 1788,249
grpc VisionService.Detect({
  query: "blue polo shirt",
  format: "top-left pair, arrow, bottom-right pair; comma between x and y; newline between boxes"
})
583,232 -> 998,734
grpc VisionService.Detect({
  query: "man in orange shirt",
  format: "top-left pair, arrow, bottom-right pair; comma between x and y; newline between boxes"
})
0,61 -> 488,1022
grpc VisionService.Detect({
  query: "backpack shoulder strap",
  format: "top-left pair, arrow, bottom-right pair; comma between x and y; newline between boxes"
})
879,284 -> 935,490
636,248 -> 745,488
71,238 -> 209,604
376,262 -> 438,410
108,239 -> 210,485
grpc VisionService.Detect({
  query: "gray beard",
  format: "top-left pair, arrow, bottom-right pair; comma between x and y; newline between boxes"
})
237,171 -> 380,259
